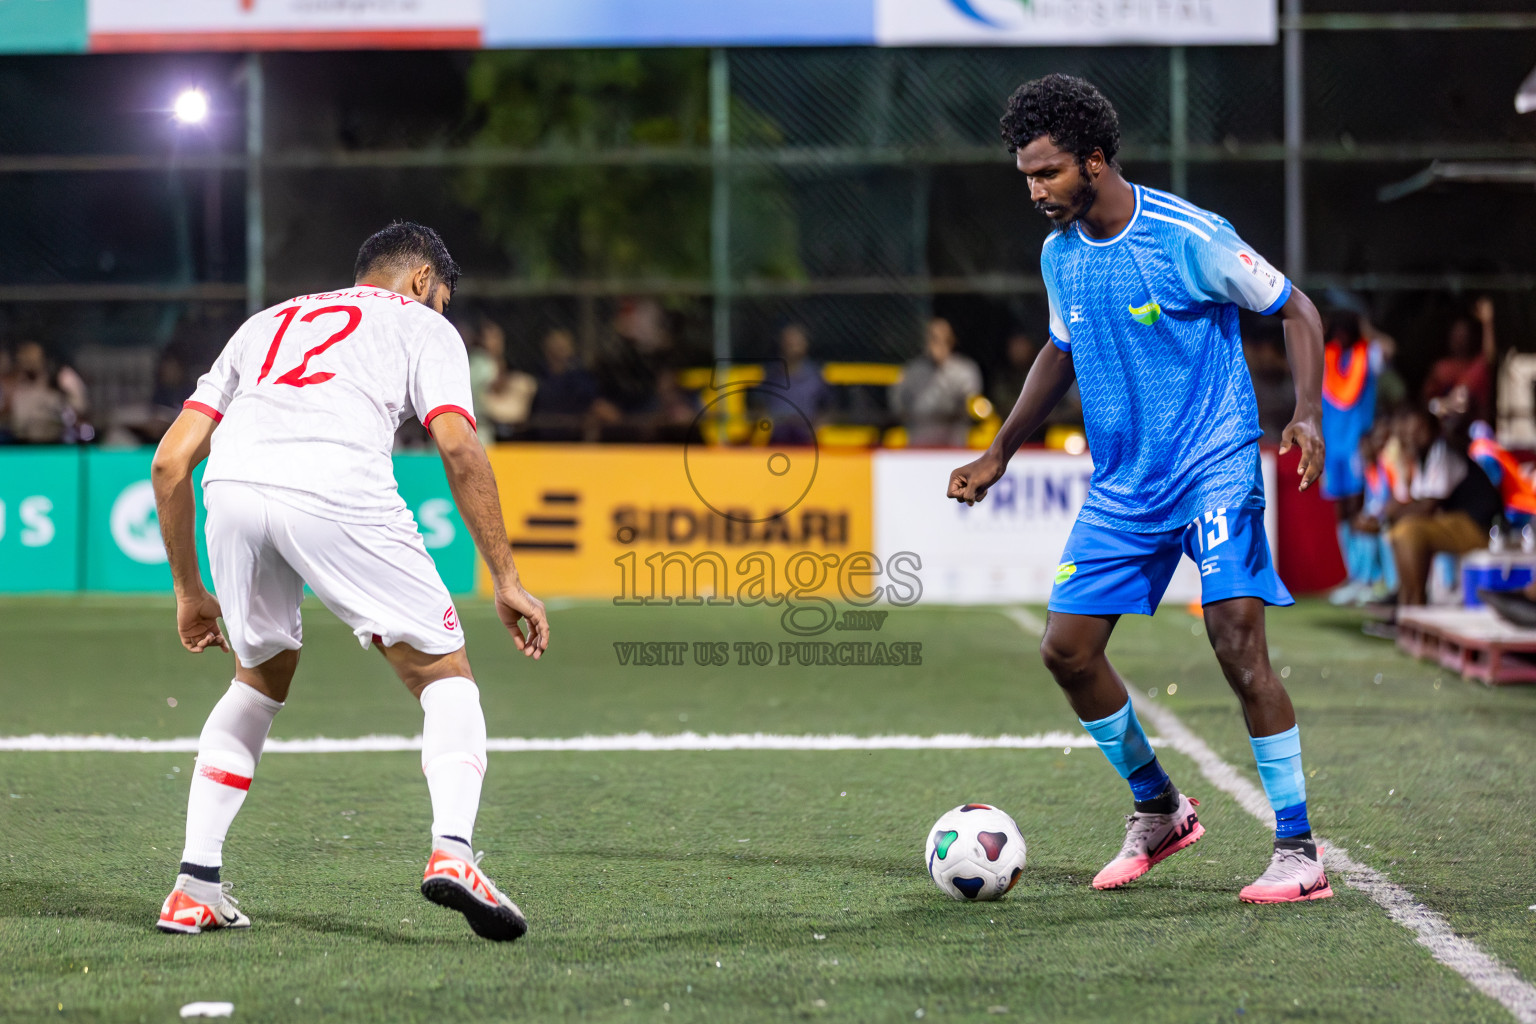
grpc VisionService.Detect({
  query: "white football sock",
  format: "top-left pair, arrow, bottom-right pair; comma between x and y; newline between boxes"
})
419,676 -> 487,851
181,680 -> 283,872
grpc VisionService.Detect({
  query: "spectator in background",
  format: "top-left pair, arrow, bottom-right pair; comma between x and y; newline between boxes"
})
1468,420 -> 1536,526
528,328 -> 598,441
1347,421 -> 1403,603
136,350 -> 192,442
1320,311 -> 1383,606
758,322 -> 828,447
150,352 -> 188,414
591,298 -> 673,439
0,344 -> 15,443
988,331 -> 1082,442
1368,324 -> 1407,414
1423,297 -> 1495,422
7,341 -> 76,443
988,332 -> 1035,423
1387,405 -> 1502,607
891,317 -> 982,447
648,369 -> 703,445
465,318 -> 535,442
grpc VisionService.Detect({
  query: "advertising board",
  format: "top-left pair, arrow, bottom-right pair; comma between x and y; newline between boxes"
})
871,449 -> 1279,605
0,448 -> 82,593
0,449 -> 474,594
485,444 -> 874,601
0,0 -> 1276,53
86,0 -> 482,51
874,0 -> 1277,47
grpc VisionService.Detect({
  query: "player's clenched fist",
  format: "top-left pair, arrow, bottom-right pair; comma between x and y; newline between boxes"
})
948,451 -> 1007,506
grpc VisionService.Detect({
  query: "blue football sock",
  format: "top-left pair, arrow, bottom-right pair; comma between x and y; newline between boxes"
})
1127,757 -> 1173,803
1081,701 -> 1168,801
1250,725 -> 1311,839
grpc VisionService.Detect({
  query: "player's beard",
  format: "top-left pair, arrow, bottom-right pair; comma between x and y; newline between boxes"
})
1038,177 -> 1098,232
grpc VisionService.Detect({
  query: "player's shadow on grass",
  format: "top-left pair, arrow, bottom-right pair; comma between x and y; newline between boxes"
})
260,908 -> 451,945
0,883 -> 153,930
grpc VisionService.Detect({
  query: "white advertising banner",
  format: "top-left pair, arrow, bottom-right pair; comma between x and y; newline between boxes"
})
88,0 -> 483,50
873,449 -> 1278,606
875,0 -> 1277,46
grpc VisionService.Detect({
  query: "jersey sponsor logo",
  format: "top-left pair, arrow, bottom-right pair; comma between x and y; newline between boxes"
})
1068,305 -> 1085,325
443,606 -> 458,631
1054,559 -> 1077,585
1128,300 -> 1162,326
1236,250 -> 1281,289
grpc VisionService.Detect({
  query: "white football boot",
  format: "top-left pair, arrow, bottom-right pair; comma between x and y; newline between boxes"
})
157,875 -> 250,934
1092,794 -> 1204,890
1239,840 -> 1334,903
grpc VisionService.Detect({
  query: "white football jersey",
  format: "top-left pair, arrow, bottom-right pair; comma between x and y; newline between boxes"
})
186,286 -> 475,524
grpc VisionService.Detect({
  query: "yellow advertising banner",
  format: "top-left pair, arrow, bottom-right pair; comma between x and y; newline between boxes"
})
484,444 -> 874,601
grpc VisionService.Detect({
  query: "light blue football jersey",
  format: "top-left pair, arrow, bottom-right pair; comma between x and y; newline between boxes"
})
1041,184 -> 1293,533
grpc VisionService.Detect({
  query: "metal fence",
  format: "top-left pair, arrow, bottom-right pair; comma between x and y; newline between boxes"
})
1,10 -> 1534,412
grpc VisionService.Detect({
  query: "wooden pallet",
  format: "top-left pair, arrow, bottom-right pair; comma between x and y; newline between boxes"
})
1395,607 -> 1536,685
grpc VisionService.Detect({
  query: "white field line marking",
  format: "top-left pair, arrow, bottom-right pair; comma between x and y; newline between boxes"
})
1002,606 -> 1536,1023
0,731 -> 1126,754
1003,606 -> 1047,637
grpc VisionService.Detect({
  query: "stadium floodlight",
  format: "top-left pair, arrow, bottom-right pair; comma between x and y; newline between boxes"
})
1518,64 -> 1536,115
172,88 -> 210,125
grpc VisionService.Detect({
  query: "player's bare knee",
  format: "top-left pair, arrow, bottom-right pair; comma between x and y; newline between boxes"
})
1039,634 -> 1100,691
379,642 -> 473,699
1207,620 -> 1266,683
234,649 -> 300,703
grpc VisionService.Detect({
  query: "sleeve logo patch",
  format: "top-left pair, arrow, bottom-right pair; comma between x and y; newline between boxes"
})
1128,301 -> 1162,326
1054,560 -> 1078,585
1237,250 -> 1281,289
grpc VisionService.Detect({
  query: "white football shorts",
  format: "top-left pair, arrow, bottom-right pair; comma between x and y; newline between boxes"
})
204,480 -> 465,667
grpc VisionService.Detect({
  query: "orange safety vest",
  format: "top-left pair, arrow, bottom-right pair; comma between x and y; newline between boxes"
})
1469,437 -> 1536,515
1322,340 -> 1370,408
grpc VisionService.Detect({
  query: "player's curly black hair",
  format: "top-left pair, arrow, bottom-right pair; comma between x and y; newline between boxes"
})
354,221 -> 461,296
999,74 -> 1120,167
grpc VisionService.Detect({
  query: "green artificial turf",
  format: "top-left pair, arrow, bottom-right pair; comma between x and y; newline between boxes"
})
1,597 -> 1533,1022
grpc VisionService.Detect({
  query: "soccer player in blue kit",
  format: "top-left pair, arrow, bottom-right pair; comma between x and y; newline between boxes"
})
948,75 -> 1332,903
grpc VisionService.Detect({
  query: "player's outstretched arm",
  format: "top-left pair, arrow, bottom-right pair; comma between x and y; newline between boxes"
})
151,409 -> 228,654
1276,287 -> 1326,491
947,342 -> 1076,505
432,412 -> 550,659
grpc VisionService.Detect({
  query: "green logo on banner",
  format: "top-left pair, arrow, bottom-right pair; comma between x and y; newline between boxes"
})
0,0 -> 88,54
110,480 -> 168,565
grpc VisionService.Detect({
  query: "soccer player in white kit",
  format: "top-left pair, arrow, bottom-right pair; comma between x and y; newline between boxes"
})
149,222 -> 549,942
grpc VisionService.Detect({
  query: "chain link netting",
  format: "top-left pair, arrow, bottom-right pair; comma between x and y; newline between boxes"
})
2,34 -> 1535,390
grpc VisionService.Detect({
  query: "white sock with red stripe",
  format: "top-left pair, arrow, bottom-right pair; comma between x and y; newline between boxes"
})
180,680 -> 284,880
420,676 -> 487,854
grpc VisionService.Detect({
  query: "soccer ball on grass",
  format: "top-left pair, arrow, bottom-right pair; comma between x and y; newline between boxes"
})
924,803 -> 1027,901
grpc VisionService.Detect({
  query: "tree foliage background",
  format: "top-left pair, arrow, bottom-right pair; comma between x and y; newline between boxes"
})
457,50 -> 802,285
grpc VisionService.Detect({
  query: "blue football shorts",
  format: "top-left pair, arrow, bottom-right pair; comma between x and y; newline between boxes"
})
1320,445 -> 1365,501
1048,505 -> 1294,616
